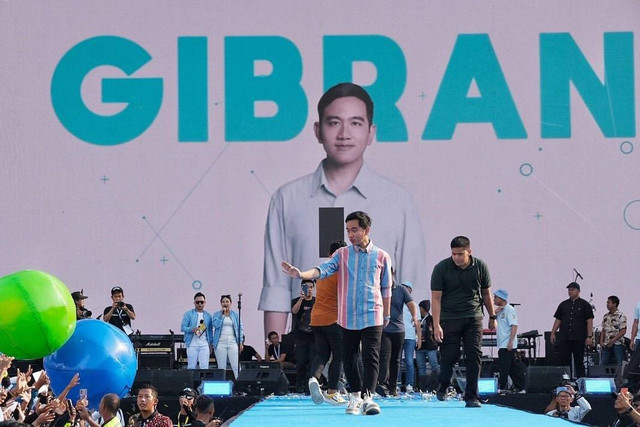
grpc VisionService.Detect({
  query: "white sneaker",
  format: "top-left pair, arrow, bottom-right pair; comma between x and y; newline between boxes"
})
323,391 -> 347,405
345,396 -> 363,415
361,395 -> 381,415
308,377 -> 324,405
405,384 -> 414,393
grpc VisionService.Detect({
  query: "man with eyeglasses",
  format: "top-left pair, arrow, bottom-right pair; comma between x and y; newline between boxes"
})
181,293 -> 214,369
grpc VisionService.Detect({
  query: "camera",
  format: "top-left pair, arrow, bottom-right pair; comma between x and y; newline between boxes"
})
79,308 -> 92,319
301,283 -> 309,294
117,301 -> 125,308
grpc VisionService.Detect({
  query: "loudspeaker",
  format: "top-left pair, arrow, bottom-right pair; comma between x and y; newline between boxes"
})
236,362 -> 289,396
588,365 -> 617,378
139,353 -> 173,369
525,366 -> 570,393
544,331 -> 563,366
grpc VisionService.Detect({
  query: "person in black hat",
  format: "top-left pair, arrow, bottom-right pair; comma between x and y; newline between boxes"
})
71,290 -> 91,320
549,282 -> 594,378
103,286 -> 136,335
174,388 -> 197,427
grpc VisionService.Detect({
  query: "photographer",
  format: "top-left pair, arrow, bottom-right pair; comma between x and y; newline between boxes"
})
291,279 -> 316,394
72,291 -> 92,320
545,385 -> 591,422
103,286 -> 136,335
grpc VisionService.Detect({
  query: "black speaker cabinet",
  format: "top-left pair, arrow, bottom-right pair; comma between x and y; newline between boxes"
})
525,366 -> 570,393
236,362 -> 289,396
544,331 -> 563,366
139,353 -> 173,369
588,365 -> 617,378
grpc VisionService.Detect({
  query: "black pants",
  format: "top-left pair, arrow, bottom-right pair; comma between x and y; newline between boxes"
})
378,331 -> 405,392
438,317 -> 482,400
310,323 -> 343,390
294,333 -> 316,393
558,339 -> 586,378
342,325 -> 383,396
497,348 -> 525,390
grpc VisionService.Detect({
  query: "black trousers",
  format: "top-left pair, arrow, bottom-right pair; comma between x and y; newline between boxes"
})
294,333 -> 316,392
438,317 -> 482,400
310,323 -> 343,390
342,325 -> 383,396
558,339 -> 586,378
378,331 -> 405,392
497,348 -> 525,390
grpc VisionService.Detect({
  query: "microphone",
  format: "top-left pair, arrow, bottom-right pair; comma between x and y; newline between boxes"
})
573,268 -> 584,280
238,292 -> 243,297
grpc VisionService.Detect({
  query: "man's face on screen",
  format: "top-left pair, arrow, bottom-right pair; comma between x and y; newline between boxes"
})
315,96 -> 375,167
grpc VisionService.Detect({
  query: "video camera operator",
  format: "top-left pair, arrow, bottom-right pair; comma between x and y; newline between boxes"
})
103,286 -> 135,335
72,291 -> 92,320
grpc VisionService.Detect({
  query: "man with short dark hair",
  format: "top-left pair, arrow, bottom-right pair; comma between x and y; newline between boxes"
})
550,282 -> 594,378
431,236 -> 496,408
261,82 -> 426,339
282,210 -> 392,416
181,293 -> 214,369
128,385 -> 172,427
103,286 -> 136,335
265,331 -> 294,369
599,295 -> 627,366
191,395 -> 220,427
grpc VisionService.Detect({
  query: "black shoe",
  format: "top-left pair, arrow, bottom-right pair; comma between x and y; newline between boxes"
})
465,398 -> 482,408
375,384 -> 389,397
436,386 -> 446,401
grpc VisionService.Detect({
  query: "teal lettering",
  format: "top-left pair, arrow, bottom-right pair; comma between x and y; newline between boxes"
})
51,36 -> 162,146
224,36 -> 307,141
423,34 -> 526,140
324,35 -> 407,142
178,37 -> 208,142
541,32 -> 635,138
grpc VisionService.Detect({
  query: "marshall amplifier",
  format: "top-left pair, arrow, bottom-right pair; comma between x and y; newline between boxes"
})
133,334 -> 181,369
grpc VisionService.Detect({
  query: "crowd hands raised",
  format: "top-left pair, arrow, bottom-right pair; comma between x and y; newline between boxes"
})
0,356 -> 222,427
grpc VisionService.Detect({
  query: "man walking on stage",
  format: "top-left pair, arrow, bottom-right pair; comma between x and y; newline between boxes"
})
431,236 -> 496,408
282,210 -> 392,416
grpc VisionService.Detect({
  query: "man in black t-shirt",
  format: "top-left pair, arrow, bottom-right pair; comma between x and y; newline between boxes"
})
291,279 -> 316,393
103,286 -> 136,335
431,236 -> 496,408
265,331 -> 295,369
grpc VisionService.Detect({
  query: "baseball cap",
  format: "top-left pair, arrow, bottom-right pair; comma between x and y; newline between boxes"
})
494,289 -> 508,301
71,291 -> 87,301
566,282 -> 580,290
555,386 -> 573,396
111,286 -> 124,295
180,388 -> 197,399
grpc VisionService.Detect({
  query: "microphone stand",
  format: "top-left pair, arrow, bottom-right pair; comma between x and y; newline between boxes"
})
237,292 -> 243,384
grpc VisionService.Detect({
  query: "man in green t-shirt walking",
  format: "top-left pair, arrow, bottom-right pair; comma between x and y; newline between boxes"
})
431,236 -> 497,408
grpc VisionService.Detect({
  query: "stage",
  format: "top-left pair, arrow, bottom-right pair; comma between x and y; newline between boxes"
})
119,392 -> 617,426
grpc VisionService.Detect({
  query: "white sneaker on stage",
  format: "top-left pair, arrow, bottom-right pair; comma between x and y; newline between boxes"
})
308,377 -> 324,405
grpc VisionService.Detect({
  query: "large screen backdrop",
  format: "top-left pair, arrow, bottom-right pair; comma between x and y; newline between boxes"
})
2,1 -> 639,352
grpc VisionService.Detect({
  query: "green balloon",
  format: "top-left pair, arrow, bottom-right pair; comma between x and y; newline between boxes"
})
0,270 -> 76,359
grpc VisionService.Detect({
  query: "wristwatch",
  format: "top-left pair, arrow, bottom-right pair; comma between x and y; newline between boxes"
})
489,315 -> 497,320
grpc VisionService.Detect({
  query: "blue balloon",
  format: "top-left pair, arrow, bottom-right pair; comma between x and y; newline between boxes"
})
44,319 -> 137,409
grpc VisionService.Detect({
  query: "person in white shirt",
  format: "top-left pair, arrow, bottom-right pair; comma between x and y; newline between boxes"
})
546,385 -> 591,422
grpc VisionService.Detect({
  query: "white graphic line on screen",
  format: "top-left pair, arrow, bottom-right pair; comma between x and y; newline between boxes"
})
138,216 -> 196,281
531,174 -> 598,230
250,170 -> 272,197
136,144 -> 229,261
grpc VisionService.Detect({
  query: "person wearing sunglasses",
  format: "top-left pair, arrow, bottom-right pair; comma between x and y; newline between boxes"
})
181,293 -> 214,369
174,388 -> 198,427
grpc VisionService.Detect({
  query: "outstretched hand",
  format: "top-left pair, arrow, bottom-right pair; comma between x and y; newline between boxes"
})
281,261 -> 301,279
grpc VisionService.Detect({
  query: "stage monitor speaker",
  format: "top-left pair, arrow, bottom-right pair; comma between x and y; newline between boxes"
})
525,366 -> 570,393
588,365 -> 617,378
236,362 -> 289,396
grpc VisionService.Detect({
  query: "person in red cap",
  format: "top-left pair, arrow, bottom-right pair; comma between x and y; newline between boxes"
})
549,282 -> 594,378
